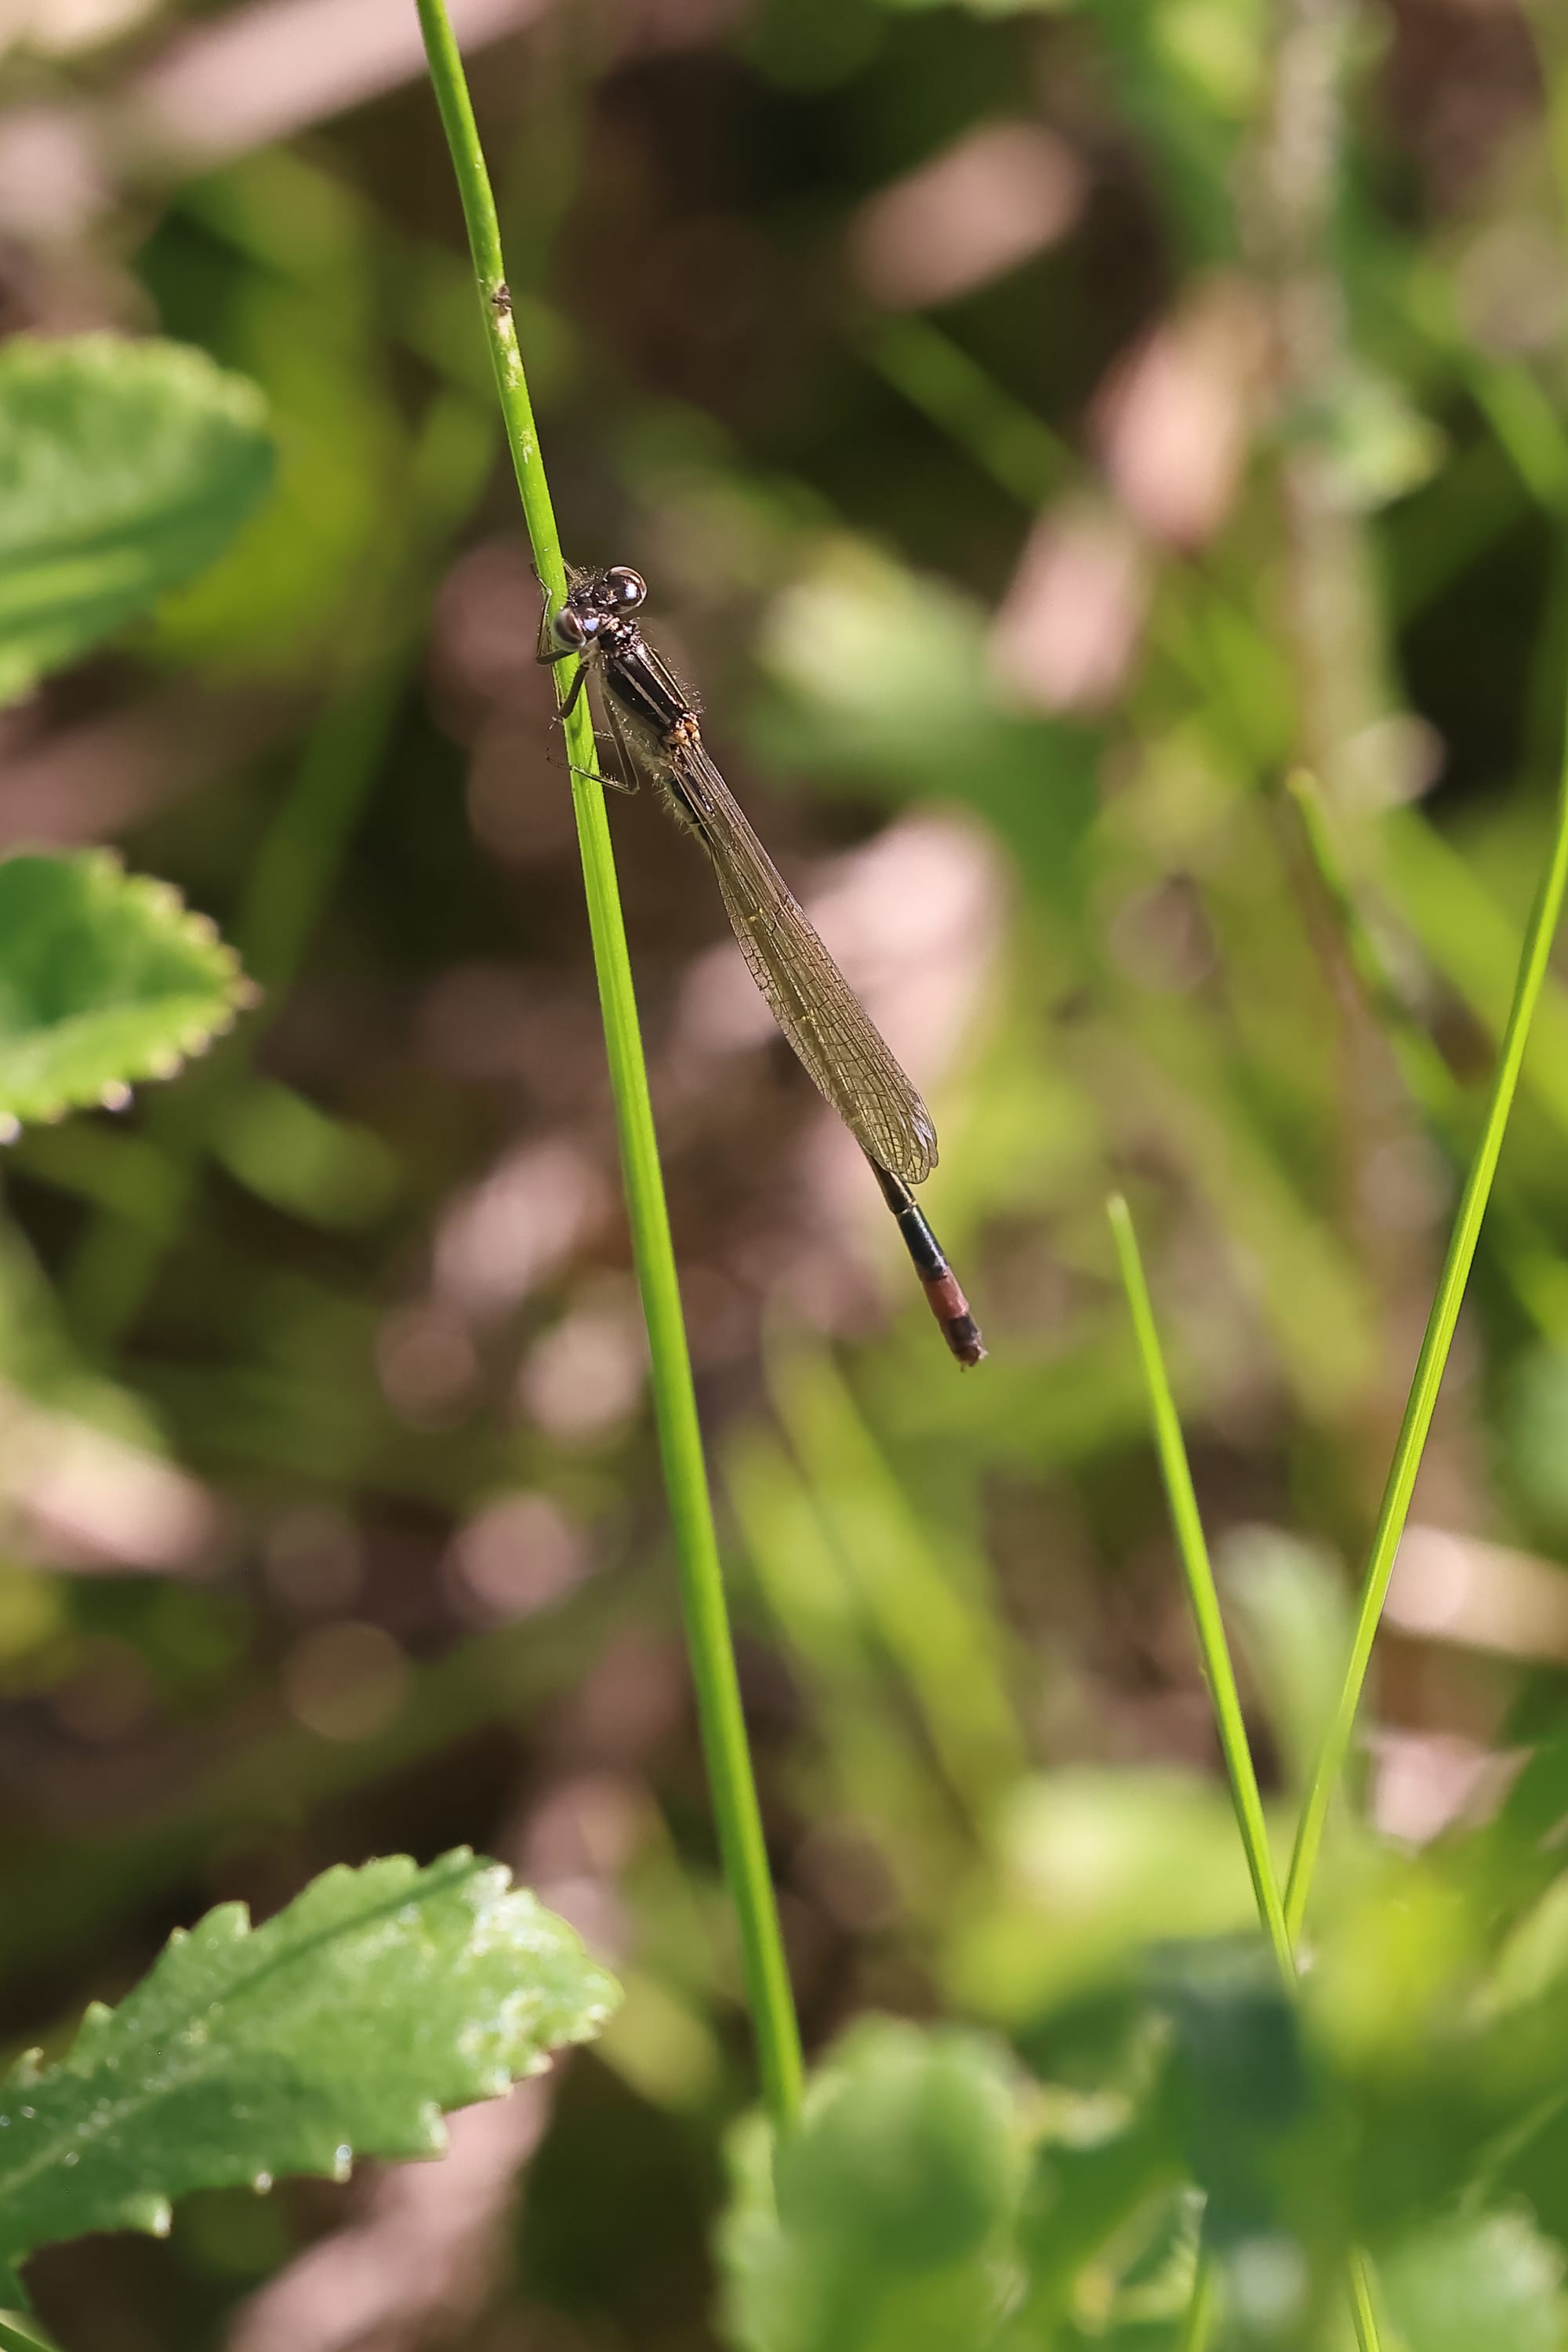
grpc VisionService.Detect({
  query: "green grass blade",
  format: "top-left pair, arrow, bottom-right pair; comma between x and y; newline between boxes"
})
1284,739 -> 1568,1941
1178,2252 -> 1220,2352
1107,1195 -> 1293,1983
415,0 -> 802,2132
1348,2246 -> 1385,2348
1109,1196 -> 1384,2352
1181,2245 -> 1381,2352
862,315 -> 1071,510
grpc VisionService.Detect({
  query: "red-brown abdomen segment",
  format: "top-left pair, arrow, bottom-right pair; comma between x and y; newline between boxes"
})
867,1159 -> 986,1367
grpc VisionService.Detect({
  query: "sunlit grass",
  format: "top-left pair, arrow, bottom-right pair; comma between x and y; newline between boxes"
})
1110,1193 -> 1383,2351
1286,731 -> 1568,1937
1112,703 -> 1568,2347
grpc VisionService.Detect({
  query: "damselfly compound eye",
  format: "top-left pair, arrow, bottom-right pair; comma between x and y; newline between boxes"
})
550,605 -> 591,651
605,567 -> 646,612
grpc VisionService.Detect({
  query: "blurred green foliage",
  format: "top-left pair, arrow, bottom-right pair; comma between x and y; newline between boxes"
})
0,336 -> 274,705
1,0 -> 1567,2345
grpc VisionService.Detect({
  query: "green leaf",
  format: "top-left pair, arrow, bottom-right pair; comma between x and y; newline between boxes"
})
718,2019 -> 1024,2352
1377,2211 -> 1565,2352
1152,1939 -> 1320,2283
0,1849 -> 619,2269
775,2020 -> 1019,2270
0,334 -> 274,704
943,1770 -> 1262,2023
1011,2078 -> 1181,2327
0,852 -> 252,1129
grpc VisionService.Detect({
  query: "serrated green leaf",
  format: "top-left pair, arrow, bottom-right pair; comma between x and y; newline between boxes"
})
0,334 -> 274,705
0,853 -> 252,1128
0,1849 -> 619,2267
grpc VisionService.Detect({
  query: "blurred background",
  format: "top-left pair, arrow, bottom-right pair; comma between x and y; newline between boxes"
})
0,0 -> 1566,2342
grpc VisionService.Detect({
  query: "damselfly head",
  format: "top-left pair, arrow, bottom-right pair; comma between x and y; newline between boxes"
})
554,567 -> 647,649
603,566 -> 646,612
550,604 -> 596,651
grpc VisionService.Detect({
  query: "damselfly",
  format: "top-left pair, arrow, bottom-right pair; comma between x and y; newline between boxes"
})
539,563 -> 985,1367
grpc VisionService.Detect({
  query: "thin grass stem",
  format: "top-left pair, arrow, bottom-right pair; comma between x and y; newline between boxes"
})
1285,735 -> 1568,1941
415,0 -> 803,2132
1109,1195 -> 1382,2352
1108,1196 -> 1294,1983
1177,2250 -> 1220,2352
1348,2248 -> 1384,2347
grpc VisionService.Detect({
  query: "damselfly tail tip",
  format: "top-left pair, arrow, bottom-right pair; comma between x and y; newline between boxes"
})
924,1270 -> 986,1367
948,1315 -> 987,1368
